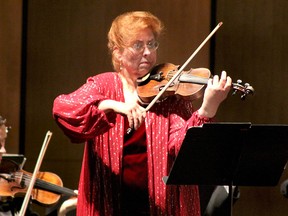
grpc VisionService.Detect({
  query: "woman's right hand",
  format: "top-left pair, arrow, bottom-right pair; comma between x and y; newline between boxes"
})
98,100 -> 146,130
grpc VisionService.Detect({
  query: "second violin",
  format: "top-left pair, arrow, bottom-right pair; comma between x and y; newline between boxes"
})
0,168 -> 77,206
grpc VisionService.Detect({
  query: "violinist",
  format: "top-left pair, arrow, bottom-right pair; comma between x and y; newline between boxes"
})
52,11 -> 231,216
0,116 -> 7,162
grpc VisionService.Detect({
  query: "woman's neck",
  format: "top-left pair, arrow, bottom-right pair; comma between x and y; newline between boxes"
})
118,73 -> 139,103
118,72 -> 137,92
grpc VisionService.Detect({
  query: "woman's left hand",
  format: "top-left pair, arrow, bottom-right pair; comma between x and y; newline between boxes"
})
198,71 -> 232,118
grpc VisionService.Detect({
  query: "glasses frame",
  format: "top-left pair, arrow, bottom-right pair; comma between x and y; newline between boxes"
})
129,40 -> 159,53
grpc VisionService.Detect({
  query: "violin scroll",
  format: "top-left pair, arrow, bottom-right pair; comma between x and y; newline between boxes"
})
232,79 -> 254,100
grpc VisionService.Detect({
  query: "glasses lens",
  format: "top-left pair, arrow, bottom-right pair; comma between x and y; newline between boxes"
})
147,41 -> 159,51
132,41 -> 144,52
131,41 -> 159,53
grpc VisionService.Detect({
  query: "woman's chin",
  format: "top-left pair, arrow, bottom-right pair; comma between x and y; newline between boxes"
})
139,65 -> 153,74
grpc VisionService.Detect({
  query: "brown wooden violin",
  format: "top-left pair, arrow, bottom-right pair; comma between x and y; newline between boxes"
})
0,169 -> 77,206
0,118 -> 77,208
137,62 -> 254,104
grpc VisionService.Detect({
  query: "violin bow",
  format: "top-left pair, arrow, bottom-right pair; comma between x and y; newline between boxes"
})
144,22 -> 223,112
19,131 -> 53,216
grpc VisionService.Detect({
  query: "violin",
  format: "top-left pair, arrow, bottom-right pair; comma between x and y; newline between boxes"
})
137,62 -> 254,104
0,118 -> 76,209
0,168 -> 77,206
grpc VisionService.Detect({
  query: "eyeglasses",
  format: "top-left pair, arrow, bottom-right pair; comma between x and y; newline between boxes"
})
130,40 -> 159,53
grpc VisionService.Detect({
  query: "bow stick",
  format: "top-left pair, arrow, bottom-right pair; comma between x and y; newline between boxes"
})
18,131 -> 53,216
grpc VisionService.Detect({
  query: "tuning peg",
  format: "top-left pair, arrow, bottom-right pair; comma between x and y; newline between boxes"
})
245,83 -> 255,95
240,93 -> 247,100
232,89 -> 238,96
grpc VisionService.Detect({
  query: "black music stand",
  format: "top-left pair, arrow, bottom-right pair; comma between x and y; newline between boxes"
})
163,123 -> 288,216
0,154 -> 26,173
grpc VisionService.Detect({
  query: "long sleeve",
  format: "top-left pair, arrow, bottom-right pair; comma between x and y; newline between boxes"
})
53,72 -> 125,216
52,72 -> 122,142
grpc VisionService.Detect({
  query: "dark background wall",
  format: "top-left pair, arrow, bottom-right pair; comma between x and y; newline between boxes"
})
1,0 -> 288,215
214,1 -> 288,215
0,0 -> 22,154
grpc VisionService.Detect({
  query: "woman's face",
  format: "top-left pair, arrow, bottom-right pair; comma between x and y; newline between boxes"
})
119,28 -> 158,79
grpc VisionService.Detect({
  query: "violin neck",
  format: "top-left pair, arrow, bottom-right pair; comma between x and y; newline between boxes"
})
178,74 -> 208,85
179,74 -> 237,87
18,172 -> 76,197
33,177 -> 76,196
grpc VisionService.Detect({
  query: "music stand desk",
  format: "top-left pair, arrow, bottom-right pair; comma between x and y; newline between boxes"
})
163,123 -> 288,215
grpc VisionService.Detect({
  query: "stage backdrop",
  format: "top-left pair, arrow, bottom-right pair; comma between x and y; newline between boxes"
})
2,0 -> 288,215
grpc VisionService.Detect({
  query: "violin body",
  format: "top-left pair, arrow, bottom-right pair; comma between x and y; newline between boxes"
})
137,63 -> 211,103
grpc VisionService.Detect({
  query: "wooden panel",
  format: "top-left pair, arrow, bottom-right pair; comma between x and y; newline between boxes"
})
215,0 -> 288,124
215,1 -> 288,215
0,1 -> 22,153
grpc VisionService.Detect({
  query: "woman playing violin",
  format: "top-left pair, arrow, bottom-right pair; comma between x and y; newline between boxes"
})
0,116 -> 7,162
52,11 -> 231,216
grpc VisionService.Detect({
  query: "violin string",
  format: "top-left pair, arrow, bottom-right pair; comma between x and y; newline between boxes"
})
12,172 -> 75,196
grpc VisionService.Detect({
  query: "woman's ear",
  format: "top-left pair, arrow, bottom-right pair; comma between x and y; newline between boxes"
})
113,47 -> 122,62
